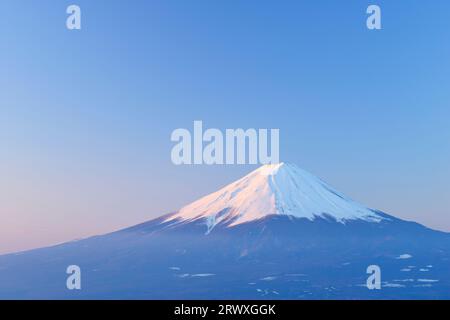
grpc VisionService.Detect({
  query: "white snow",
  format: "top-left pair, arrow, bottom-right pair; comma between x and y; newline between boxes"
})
417,279 -> 439,282
175,273 -> 190,278
414,284 -> 432,287
396,254 -> 413,259
174,273 -> 215,278
383,282 -> 405,288
260,276 -> 277,281
164,163 -> 384,229
394,279 -> 414,282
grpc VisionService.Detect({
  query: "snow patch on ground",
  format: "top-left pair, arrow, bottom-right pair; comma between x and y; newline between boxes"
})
383,282 -> 406,288
175,273 -> 215,278
417,279 -> 439,283
169,267 -> 181,271
191,273 -> 215,277
396,254 -> 413,259
394,279 -> 414,282
414,284 -> 433,288
260,276 -> 277,281
256,288 -> 279,296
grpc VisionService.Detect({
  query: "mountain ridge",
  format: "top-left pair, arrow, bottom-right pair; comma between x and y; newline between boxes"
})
164,162 -> 385,233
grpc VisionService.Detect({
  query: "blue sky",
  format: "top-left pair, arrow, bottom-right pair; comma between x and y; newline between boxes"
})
1,0 -> 450,253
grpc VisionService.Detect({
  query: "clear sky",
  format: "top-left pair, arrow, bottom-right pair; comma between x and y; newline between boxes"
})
1,0 -> 449,254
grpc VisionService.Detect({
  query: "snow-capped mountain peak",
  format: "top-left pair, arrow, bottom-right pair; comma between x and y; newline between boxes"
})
165,163 -> 384,230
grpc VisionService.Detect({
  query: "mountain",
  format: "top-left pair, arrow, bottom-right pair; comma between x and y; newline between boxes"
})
165,163 -> 384,232
1,163 -> 450,299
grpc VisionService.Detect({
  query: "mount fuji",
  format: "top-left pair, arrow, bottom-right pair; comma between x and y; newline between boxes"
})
1,163 -> 450,299
166,163 -> 384,230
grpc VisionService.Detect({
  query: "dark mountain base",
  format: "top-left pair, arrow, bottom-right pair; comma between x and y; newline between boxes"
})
1,214 -> 450,299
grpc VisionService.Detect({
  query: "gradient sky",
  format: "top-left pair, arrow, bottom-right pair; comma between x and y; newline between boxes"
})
1,0 -> 449,254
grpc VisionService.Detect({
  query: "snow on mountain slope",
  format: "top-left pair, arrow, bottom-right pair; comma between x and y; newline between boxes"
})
165,163 -> 384,231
